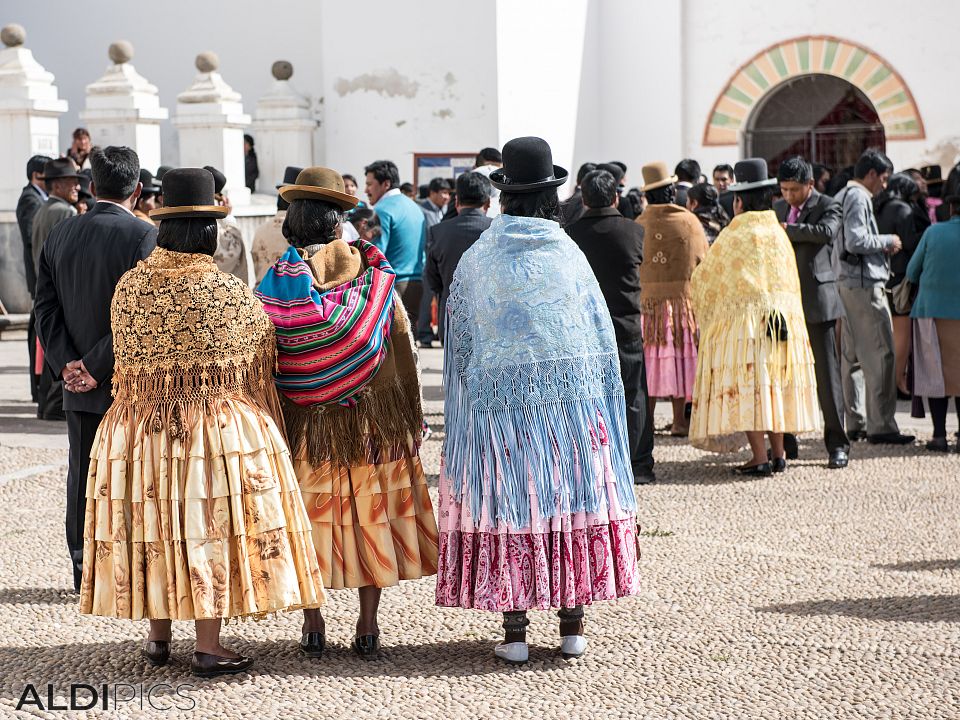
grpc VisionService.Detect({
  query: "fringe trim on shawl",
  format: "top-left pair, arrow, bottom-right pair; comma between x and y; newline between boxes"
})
281,378 -> 423,467
443,317 -> 635,530
641,296 -> 697,348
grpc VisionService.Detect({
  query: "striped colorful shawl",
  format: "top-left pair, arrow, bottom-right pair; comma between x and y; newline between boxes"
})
255,241 -> 396,407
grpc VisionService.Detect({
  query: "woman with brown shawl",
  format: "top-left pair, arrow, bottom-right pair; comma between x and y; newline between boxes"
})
79,168 -> 325,677
636,162 -> 710,436
256,167 -> 438,660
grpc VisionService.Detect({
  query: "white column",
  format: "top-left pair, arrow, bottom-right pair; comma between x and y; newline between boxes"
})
172,51 -> 251,206
251,60 -> 318,196
79,41 -> 168,173
0,24 -> 68,210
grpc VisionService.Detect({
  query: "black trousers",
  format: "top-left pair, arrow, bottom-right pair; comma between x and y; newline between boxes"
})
66,411 -> 102,591
415,267 -> 437,342
618,336 -> 655,475
395,280 -> 423,333
786,320 -> 848,455
38,359 -> 65,421
28,308 -> 39,402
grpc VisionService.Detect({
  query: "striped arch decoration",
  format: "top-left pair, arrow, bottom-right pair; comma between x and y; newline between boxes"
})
703,36 -> 925,146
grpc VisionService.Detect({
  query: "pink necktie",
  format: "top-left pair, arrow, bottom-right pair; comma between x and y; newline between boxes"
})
787,205 -> 800,224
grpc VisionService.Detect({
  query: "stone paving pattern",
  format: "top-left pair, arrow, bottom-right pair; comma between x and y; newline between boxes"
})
0,335 -> 958,719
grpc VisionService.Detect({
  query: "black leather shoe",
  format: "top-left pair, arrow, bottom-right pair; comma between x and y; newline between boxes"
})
734,462 -> 772,477
926,438 -> 950,453
634,469 -> 656,485
847,430 -> 867,442
771,457 -> 787,473
352,634 -> 381,660
142,641 -> 170,667
300,631 -> 325,658
867,432 -> 915,445
828,450 -> 849,469
190,651 -> 254,678
783,433 -> 800,460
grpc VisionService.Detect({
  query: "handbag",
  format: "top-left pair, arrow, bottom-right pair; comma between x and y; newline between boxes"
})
891,279 -> 915,315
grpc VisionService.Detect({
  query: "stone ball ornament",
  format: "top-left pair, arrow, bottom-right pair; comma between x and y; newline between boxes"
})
195,51 -> 220,73
108,40 -> 134,64
272,60 -> 294,81
1,23 -> 26,47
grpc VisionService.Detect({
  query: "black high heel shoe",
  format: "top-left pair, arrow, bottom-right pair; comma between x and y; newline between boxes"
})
352,634 -> 381,660
142,640 -> 170,667
300,631 -> 326,658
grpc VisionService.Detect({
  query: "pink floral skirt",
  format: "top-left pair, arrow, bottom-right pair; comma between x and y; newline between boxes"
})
435,425 -> 640,612
642,307 -> 698,400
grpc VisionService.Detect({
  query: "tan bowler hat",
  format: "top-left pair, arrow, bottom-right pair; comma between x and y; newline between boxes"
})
279,167 -> 359,210
640,161 -> 678,192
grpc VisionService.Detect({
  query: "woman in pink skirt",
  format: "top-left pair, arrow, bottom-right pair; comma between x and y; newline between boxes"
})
636,162 -> 710,436
436,137 -> 640,664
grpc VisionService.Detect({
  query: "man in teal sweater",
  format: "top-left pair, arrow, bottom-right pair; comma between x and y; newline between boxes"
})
364,159 -> 427,328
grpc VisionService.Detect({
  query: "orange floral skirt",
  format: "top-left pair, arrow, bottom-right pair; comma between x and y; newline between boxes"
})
79,399 -> 326,620
294,439 -> 439,589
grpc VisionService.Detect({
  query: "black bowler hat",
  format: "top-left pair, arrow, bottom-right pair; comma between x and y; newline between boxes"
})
149,168 -> 228,220
729,158 -> 778,192
597,162 -> 625,186
78,171 -> 94,201
203,165 -> 228,195
489,136 -> 568,193
919,165 -> 943,185
155,165 -> 174,184
139,169 -> 161,195
276,165 -> 303,189
41,158 -> 82,181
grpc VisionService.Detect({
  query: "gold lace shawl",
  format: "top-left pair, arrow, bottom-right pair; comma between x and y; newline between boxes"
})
109,247 -> 282,428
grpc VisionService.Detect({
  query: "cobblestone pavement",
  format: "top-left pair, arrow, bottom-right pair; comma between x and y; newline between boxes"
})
0,335 -> 958,719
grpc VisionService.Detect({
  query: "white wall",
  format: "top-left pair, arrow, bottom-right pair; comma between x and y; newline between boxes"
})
682,0 -> 960,173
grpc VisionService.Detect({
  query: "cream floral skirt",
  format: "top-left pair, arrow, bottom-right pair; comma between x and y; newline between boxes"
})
79,399 -> 326,620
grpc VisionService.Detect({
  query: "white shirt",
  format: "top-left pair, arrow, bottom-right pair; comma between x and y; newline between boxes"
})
95,199 -> 135,216
374,188 -> 402,206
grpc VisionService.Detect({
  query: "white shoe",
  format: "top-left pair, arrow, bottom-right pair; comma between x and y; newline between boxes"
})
560,635 -> 587,659
494,642 -> 528,664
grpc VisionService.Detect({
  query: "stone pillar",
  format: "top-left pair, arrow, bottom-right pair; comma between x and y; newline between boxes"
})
0,24 -> 68,210
251,60 -> 318,195
173,51 -> 251,205
79,41 -> 168,173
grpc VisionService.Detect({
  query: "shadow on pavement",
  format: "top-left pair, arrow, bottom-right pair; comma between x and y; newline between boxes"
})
0,587 -> 77,605
754,594 -> 960,622
872,559 -> 960,573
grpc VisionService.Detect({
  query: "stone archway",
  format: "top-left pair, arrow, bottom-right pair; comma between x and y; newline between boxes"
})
703,36 -> 924,147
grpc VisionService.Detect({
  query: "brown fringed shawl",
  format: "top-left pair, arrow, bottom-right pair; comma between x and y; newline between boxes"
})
276,241 -> 423,466
110,248 -> 283,430
637,204 -> 710,347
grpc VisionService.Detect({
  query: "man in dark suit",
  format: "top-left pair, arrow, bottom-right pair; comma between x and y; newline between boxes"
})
34,146 -> 157,591
567,169 -> 655,484
775,156 -> 848,469
16,154 -> 53,402
424,171 -> 493,340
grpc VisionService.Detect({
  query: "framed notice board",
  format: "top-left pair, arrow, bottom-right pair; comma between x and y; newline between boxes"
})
413,153 -> 477,188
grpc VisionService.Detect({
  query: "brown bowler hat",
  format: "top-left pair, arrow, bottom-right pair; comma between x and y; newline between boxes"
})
149,167 -> 228,220
279,167 -> 359,210
640,161 -> 678,192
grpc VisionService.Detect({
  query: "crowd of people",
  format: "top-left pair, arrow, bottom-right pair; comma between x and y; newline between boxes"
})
10,125 -> 960,677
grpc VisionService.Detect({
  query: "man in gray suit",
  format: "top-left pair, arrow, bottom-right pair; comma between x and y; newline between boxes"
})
775,157 -> 848,468
833,149 -> 914,446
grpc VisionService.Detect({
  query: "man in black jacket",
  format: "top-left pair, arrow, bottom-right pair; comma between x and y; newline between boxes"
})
775,156 -> 848,469
34,146 -> 157,591
424,171 -> 493,340
15,154 -> 52,401
567,169 -> 655,484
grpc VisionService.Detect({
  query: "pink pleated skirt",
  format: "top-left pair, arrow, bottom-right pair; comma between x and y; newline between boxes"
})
642,305 -> 698,400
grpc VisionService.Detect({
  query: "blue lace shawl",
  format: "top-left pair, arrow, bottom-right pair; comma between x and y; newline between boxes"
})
443,214 -> 636,529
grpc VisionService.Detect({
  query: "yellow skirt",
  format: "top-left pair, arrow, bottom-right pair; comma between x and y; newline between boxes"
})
690,312 -> 821,452
294,439 -> 439,589
79,399 -> 326,620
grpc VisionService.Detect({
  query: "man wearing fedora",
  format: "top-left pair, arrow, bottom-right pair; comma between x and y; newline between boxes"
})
31,158 -> 82,421
252,165 -> 302,284
34,145 -> 157,592
16,154 -> 52,403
